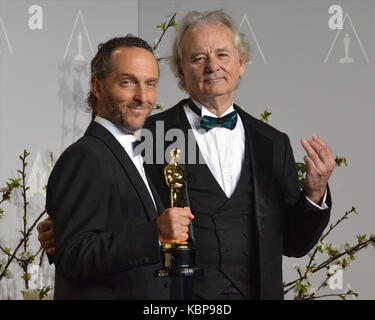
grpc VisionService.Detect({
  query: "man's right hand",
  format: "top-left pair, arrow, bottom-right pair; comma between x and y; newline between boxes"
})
37,216 -> 55,255
157,207 -> 194,243
37,208 -> 195,253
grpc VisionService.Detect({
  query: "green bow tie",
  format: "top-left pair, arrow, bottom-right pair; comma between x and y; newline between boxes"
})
200,111 -> 238,132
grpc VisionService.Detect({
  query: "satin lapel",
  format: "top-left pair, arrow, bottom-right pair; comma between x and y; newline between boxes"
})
175,100 -> 192,163
146,173 -> 164,215
234,106 -> 273,235
163,99 -> 199,165
84,122 -> 158,221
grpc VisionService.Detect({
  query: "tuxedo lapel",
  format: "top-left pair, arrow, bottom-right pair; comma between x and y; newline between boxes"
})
146,173 -> 164,215
84,122 -> 158,221
235,106 -> 273,235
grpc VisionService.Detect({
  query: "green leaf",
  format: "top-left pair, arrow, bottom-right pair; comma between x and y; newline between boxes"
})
156,22 -> 166,31
170,17 -> 177,28
38,286 -> 51,299
356,234 -> 367,244
21,273 -> 31,281
335,156 -> 348,167
296,281 -> 307,293
154,103 -> 164,110
6,178 -> 21,189
260,110 -> 272,123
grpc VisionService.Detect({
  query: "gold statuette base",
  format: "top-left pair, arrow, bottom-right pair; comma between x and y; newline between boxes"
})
156,242 -> 203,277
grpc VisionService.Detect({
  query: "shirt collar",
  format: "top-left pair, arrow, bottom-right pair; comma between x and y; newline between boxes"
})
191,99 -> 235,118
94,116 -> 136,152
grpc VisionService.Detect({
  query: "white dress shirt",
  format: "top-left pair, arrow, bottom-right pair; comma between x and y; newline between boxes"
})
184,100 -> 245,198
184,101 -> 328,209
94,116 -> 157,210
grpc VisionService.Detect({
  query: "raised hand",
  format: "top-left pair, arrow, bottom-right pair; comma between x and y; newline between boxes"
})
301,135 -> 336,205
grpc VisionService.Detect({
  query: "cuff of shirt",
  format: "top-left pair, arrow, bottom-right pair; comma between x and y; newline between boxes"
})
305,189 -> 328,210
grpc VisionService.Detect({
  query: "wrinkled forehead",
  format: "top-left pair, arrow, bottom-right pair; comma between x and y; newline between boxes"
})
180,21 -> 236,55
183,20 -> 234,41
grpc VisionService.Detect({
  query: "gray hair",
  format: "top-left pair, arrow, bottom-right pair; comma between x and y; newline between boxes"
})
170,10 -> 251,91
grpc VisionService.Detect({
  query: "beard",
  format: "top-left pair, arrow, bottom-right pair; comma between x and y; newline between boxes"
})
100,93 -> 152,133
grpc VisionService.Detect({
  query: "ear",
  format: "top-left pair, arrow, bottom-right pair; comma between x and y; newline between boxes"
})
91,75 -> 103,100
178,65 -> 185,86
238,54 -> 246,77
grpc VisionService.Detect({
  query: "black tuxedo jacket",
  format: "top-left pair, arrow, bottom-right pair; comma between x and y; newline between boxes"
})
144,99 -> 331,300
46,121 -> 169,299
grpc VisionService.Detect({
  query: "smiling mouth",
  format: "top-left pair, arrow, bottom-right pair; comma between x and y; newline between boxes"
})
204,77 -> 224,83
128,104 -> 149,111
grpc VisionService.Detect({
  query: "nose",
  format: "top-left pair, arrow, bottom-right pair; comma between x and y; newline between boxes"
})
205,55 -> 220,73
134,86 -> 147,104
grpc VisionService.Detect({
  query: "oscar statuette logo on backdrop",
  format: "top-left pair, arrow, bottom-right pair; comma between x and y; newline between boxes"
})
325,5 -> 370,64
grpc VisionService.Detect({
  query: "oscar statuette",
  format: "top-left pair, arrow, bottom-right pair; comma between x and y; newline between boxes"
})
156,148 -> 202,277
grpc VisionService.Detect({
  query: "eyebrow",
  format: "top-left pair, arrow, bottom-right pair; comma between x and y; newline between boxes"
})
216,48 -> 229,53
118,73 -> 159,82
190,48 -> 230,59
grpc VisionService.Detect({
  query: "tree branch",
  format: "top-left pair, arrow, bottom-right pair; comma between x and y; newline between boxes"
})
0,210 -> 46,280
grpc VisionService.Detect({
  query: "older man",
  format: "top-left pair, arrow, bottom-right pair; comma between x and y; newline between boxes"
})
144,10 -> 335,300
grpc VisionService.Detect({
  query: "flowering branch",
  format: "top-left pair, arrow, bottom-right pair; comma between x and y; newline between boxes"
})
152,13 -> 177,112
153,13 -> 177,52
153,13 -> 177,65
284,230 -> 375,295
0,210 -> 46,281
283,155 -> 375,299
0,150 -> 48,296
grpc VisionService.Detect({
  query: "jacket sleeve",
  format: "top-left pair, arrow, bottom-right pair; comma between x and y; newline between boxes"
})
280,133 -> 331,258
46,143 -> 161,281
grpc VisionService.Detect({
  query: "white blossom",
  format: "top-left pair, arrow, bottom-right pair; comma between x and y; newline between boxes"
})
327,264 -> 340,276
